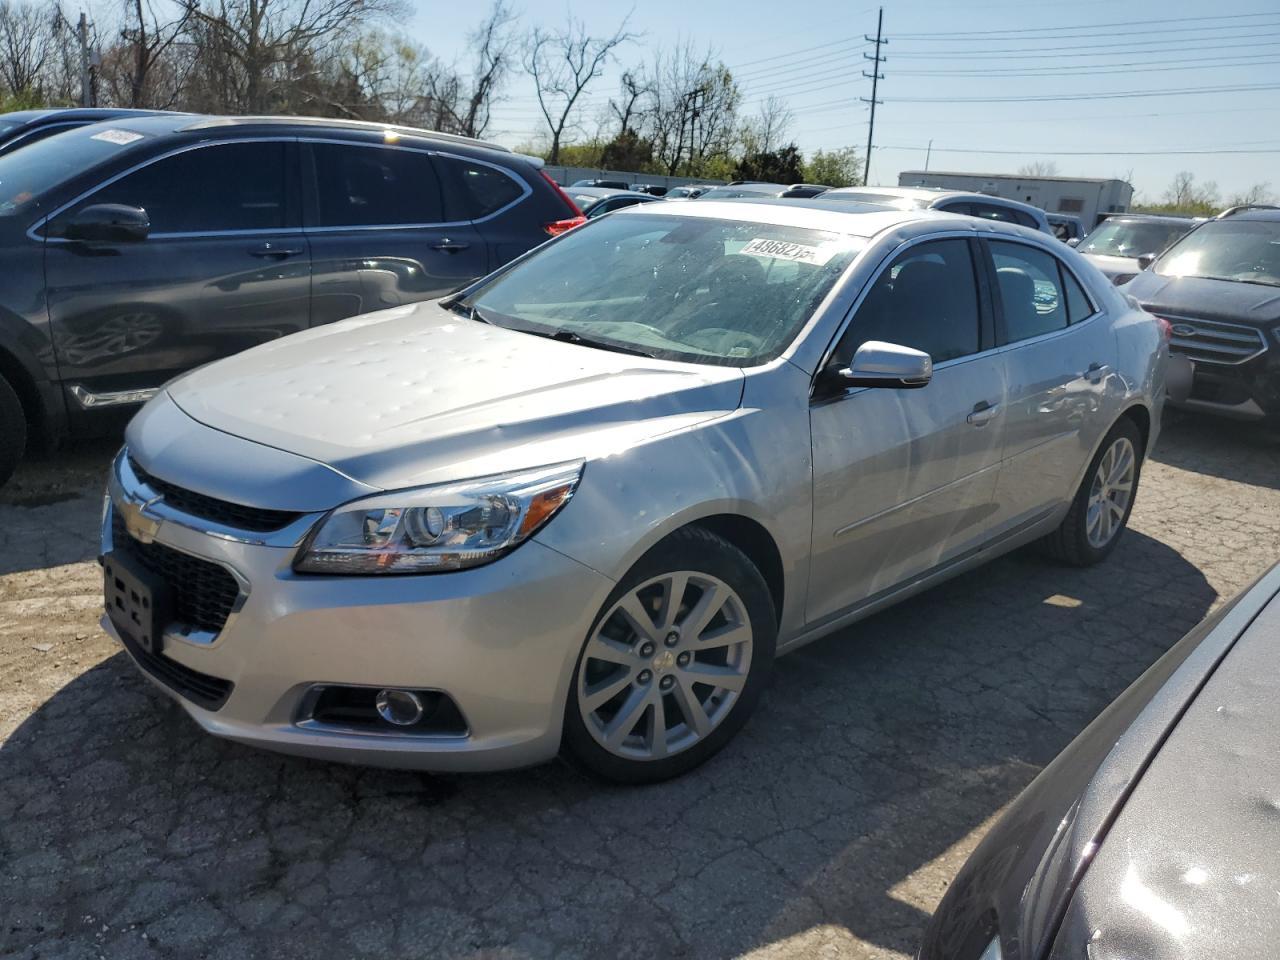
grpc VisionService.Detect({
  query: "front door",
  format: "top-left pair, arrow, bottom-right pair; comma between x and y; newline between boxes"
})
44,139 -> 309,412
302,141 -> 487,324
807,236 -> 1006,624
983,239 -> 1116,534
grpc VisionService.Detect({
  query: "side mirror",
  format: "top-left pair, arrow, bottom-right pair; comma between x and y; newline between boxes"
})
1137,252 -> 1157,271
836,340 -> 933,389
62,204 -> 150,243
1066,236 -> 1081,248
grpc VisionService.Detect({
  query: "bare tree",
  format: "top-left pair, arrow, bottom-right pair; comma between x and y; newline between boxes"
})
111,0 -> 194,107
1227,182 -> 1276,207
524,12 -> 635,163
450,0 -> 515,137
609,68 -> 649,136
0,1 -> 53,96
177,0 -> 403,113
746,95 -> 792,155
1017,160 -> 1060,177
643,42 -> 740,176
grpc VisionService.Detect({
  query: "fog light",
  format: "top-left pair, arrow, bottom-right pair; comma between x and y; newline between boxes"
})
375,689 -> 425,726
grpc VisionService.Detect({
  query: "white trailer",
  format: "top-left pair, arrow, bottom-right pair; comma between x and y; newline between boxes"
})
897,170 -> 1133,229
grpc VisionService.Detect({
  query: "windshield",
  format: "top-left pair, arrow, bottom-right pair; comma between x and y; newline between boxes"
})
0,124 -> 149,217
698,185 -> 782,199
462,213 -> 864,366
823,191 -> 930,210
1079,219 -> 1192,258
1155,220 -> 1280,286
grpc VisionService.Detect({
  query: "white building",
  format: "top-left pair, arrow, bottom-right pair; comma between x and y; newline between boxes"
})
897,170 -> 1134,229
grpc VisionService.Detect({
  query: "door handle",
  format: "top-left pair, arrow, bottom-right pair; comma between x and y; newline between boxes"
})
430,239 -> 471,253
966,400 -> 1000,426
1083,361 -> 1111,384
249,242 -> 303,259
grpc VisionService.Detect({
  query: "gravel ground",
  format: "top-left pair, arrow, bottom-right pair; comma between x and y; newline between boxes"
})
1,413 -> 1278,960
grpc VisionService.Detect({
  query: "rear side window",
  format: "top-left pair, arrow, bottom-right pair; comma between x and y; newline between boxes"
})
969,202 -> 1017,224
437,156 -> 523,219
990,240 -> 1068,343
311,143 -> 443,227
1062,267 -> 1094,323
78,141 -> 287,233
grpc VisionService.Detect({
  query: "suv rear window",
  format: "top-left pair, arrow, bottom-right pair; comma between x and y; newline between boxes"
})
311,143 -> 444,227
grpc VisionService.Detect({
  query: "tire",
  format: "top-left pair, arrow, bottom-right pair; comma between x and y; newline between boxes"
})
562,526 -> 777,784
0,372 -> 26,488
1040,416 -> 1143,567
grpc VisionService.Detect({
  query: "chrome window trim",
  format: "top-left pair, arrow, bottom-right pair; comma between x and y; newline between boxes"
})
811,228 -> 991,393
298,136 -> 532,228
28,135 -> 298,243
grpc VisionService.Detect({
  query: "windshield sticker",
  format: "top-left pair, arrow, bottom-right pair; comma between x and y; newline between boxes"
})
740,237 -> 839,266
90,129 -> 144,145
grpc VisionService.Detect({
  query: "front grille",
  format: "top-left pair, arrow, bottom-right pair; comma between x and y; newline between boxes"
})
116,618 -> 234,711
127,454 -> 302,532
1165,315 -> 1267,365
112,513 -> 240,634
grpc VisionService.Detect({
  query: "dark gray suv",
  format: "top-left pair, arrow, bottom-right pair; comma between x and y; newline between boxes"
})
0,114 -> 583,483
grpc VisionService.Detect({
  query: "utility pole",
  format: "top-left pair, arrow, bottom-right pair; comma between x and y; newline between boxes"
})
861,7 -> 886,186
925,138 -> 933,172
77,12 -> 91,107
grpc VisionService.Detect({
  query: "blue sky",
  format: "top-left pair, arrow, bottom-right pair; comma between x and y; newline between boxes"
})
409,0 -> 1280,201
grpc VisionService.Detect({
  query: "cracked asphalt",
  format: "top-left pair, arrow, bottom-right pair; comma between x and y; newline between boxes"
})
2,412 -> 1278,960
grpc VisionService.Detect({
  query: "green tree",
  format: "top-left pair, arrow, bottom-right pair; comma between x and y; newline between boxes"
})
732,142 -> 804,184
600,128 -> 653,172
803,147 -> 861,188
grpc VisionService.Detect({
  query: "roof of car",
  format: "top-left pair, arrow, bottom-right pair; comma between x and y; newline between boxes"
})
1100,212 -> 1199,224
1,107 -> 178,125
177,114 -> 512,152
1217,205 -> 1280,221
825,185 -> 1046,215
568,186 -> 633,199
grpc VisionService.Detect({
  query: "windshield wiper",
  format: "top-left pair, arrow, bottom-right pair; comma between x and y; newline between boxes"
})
524,327 -> 657,358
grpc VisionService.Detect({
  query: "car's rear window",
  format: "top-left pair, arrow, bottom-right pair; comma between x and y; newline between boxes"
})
0,124 -> 150,217
462,213 -> 864,366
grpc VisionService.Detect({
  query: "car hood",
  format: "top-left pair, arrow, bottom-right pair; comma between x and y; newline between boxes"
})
1082,253 -> 1140,278
1124,271 -> 1280,325
1051,574 -> 1280,959
166,301 -> 745,491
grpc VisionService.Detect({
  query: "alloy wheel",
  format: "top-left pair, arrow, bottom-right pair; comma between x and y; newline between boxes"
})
577,571 -> 753,761
1086,435 -> 1135,548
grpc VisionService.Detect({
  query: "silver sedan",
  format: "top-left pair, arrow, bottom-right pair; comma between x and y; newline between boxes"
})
101,201 -> 1169,782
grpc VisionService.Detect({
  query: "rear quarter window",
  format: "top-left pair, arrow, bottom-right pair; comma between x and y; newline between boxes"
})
438,156 -> 525,220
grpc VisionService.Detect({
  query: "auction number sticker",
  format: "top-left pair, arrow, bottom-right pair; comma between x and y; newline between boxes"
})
740,237 -> 838,266
90,129 -> 144,145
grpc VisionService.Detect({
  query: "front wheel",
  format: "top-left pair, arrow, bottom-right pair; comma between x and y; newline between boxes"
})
562,527 -> 776,783
1041,417 -> 1143,566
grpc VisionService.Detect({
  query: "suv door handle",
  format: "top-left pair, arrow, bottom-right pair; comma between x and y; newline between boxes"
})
430,239 -> 471,253
966,400 -> 1000,426
249,243 -> 303,259
1084,362 -> 1111,384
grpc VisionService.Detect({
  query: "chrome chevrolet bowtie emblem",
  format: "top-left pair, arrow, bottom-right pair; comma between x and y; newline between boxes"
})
122,495 -> 163,543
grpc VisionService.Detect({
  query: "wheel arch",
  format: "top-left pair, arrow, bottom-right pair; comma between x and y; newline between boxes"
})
0,341 -> 54,441
680,514 -> 785,628
1119,401 -> 1151,456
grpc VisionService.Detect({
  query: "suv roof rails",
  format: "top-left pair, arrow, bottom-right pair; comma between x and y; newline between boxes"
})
179,115 -> 512,153
1217,203 -> 1280,219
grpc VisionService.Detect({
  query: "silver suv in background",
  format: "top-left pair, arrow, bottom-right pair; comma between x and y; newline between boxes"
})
820,185 -> 1055,235
102,202 -> 1167,783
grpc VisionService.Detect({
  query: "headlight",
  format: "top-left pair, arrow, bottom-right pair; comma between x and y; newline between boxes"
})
294,461 -> 583,575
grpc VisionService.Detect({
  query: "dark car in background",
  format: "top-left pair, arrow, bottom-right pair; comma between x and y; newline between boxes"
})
1124,206 -> 1280,426
0,107 -> 181,156
920,559 -> 1280,960
569,177 -> 630,189
0,114 -> 584,484
566,185 -> 663,218
1075,213 -> 1198,285
697,182 -> 830,200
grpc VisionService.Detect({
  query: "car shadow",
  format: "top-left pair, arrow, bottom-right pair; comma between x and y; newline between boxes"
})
1152,410 -> 1280,490
0,527 -> 1216,958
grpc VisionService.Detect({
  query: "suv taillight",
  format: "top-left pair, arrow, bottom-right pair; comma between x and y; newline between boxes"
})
539,171 -> 586,235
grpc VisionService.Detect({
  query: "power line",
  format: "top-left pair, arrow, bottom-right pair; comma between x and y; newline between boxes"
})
892,9 -> 1280,38
889,32 -> 1280,58
892,54 -> 1280,78
890,81 -> 1280,104
877,143 -> 1280,157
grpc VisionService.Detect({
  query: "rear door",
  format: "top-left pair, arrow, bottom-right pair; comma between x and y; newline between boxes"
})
301,140 -> 486,323
806,236 -> 1007,624
984,238 -> 1115,533
44,138 -> 309,412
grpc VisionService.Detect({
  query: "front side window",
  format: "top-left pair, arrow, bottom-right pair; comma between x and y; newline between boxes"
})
75,141 -> 287,233
835,237 -> 981,366
311,143 -> 443,227
0,124 -> 153,218
1153,219 -> 1280,287
990,241 -> 1068,342
461,213 -> 863,366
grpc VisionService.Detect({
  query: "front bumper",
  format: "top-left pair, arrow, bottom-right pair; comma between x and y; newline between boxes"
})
1166,342 -> 1280,424
102,456 -> 615,772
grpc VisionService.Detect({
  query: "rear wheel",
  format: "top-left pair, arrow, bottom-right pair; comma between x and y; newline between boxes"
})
1041,417 -> 1143,566
0,373 -> 26,487
563,527 -> 776,783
